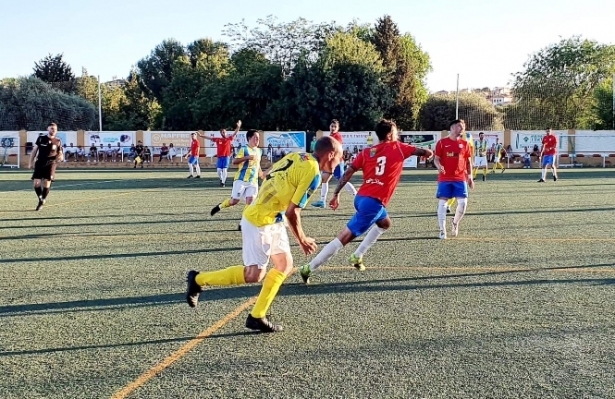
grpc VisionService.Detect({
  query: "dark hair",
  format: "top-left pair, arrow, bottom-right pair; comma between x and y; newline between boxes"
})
449,119 -> 462,129
246,129 -> 260,140
48,122 -> 57,128
314,136 -> 339,154
479,132 -> 484,135
545,127 -> 552,131
375,119 -> 397,141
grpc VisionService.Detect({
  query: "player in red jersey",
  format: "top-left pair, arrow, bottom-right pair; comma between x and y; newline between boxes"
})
538,128 -> 558,182
434,119 -> 474,239
299,119 -> 432,283
184,132 -> 201,178
311,119 -> 358,208
199,120 -> 241,186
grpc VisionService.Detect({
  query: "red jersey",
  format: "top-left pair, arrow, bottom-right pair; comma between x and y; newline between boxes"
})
211,137 -> 233,157
542,134 -> 557,156
435,137 -> 472,182
190,139 -> 200,156
351,141 -> 416,206
330,132 -> 343,144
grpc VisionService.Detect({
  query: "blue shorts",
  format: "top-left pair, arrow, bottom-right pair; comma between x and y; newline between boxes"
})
334,162 -> 345,179
217,156 -> 230,169
436,181 -> 468,199
542,155 -> 554,166
347,195 -> 388,237
188,155 -> 199,165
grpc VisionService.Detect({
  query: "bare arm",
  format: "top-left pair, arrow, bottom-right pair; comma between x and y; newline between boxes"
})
332,165 -> 358,196
197,133 -> 215,140
433,155 -> 445,174
230,120 -> 242,139
285,202 -> 317,255
56,141 -> 64,162
28,146 -> 39,168
413,147 -> 433,158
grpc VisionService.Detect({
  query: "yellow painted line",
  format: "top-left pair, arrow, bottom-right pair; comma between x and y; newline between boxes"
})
111,268 -> 297,398
110,297 -> 257,399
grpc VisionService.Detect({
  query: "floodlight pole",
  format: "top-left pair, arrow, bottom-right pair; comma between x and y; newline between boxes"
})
98,75 -> 103,132
455,73 -> 460,119
612,73 -> 614,129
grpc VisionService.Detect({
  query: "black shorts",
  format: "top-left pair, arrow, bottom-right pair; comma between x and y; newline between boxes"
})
31,161 -> 57,181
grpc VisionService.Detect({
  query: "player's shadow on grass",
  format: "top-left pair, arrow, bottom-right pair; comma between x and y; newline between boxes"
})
0,217 -> 238,231
0,336 -> 196,357
3,263 -> 612,319
0,229 -> 241,241
470,206 -> 615,217
0,246 -> 243,264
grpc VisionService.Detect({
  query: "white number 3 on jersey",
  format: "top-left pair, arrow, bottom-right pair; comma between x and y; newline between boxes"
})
375,156 -> 386,176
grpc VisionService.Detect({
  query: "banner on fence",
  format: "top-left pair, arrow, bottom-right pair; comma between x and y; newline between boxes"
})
399,132 -> 442,168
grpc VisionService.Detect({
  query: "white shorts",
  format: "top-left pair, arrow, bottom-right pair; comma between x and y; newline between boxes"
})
231,180 -> 258,201
494,156 -> 502,163
240,217 -> 291,269
474,156 -> 488,167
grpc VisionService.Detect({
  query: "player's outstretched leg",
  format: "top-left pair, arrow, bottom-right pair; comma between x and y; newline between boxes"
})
350,222 -> 388,271
185,266 -> 246,307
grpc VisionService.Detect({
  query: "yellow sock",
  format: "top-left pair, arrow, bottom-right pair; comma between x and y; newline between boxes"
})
472,168 -> 478,179
483,168 -> 487,177
446,198 -> 455,207
195,265 -> 245,286
220,198 -> 232,209
250,269 -> 287,319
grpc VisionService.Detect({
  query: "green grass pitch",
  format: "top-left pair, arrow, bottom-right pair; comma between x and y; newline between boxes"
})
1,168 -> 614,398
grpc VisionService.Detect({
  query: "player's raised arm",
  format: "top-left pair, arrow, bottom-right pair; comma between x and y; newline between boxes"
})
230,120 -> 242,138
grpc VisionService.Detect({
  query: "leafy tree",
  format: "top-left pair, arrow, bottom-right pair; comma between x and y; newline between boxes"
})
103,70 -> 161,131
419,93 -> 502,131
32,53 -> 76,93
223,15 -> 336,77
163,45 -> 232,130
283,32 -> 392,131
512,36 -> 615,129
592,78 -> 614,130
136,39 -> 186,102
0,77 -> 96,130
75,68 -> 100,106
371,16 -> 431,129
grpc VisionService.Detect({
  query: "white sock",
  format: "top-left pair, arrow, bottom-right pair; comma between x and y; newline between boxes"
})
222,169 -> 228,183
189,164 -> 194,175
354,226 -> 386,258
320,182 -> 329,202
437,200 -> 448,231
552,166 -> 558,178
345,182 -> 357,196
217,168 -> 222,180
309,238 -> 344,271
453,198 -> 467,224
195,164 -> 201,176
541,168 -> 547,180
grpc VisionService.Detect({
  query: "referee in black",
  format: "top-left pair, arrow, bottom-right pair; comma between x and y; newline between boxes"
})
28,122 -> 64,211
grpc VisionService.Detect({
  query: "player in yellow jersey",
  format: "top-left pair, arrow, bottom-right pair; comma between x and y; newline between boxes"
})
445,122 -> 474,213
473,132 -> 489,181
210,130 -> 265,229
186,137 -> 343,333
491,138 -> 506,173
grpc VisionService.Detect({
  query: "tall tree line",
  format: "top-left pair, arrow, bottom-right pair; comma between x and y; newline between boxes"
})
1,18 -> 613,131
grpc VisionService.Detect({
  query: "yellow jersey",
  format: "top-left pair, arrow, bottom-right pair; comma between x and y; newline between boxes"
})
234,145 -> 262,184
366,135 -> 374,146
243,152 -> 322,227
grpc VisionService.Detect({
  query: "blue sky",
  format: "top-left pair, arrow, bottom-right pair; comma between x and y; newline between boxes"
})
1,0 -> 613,91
